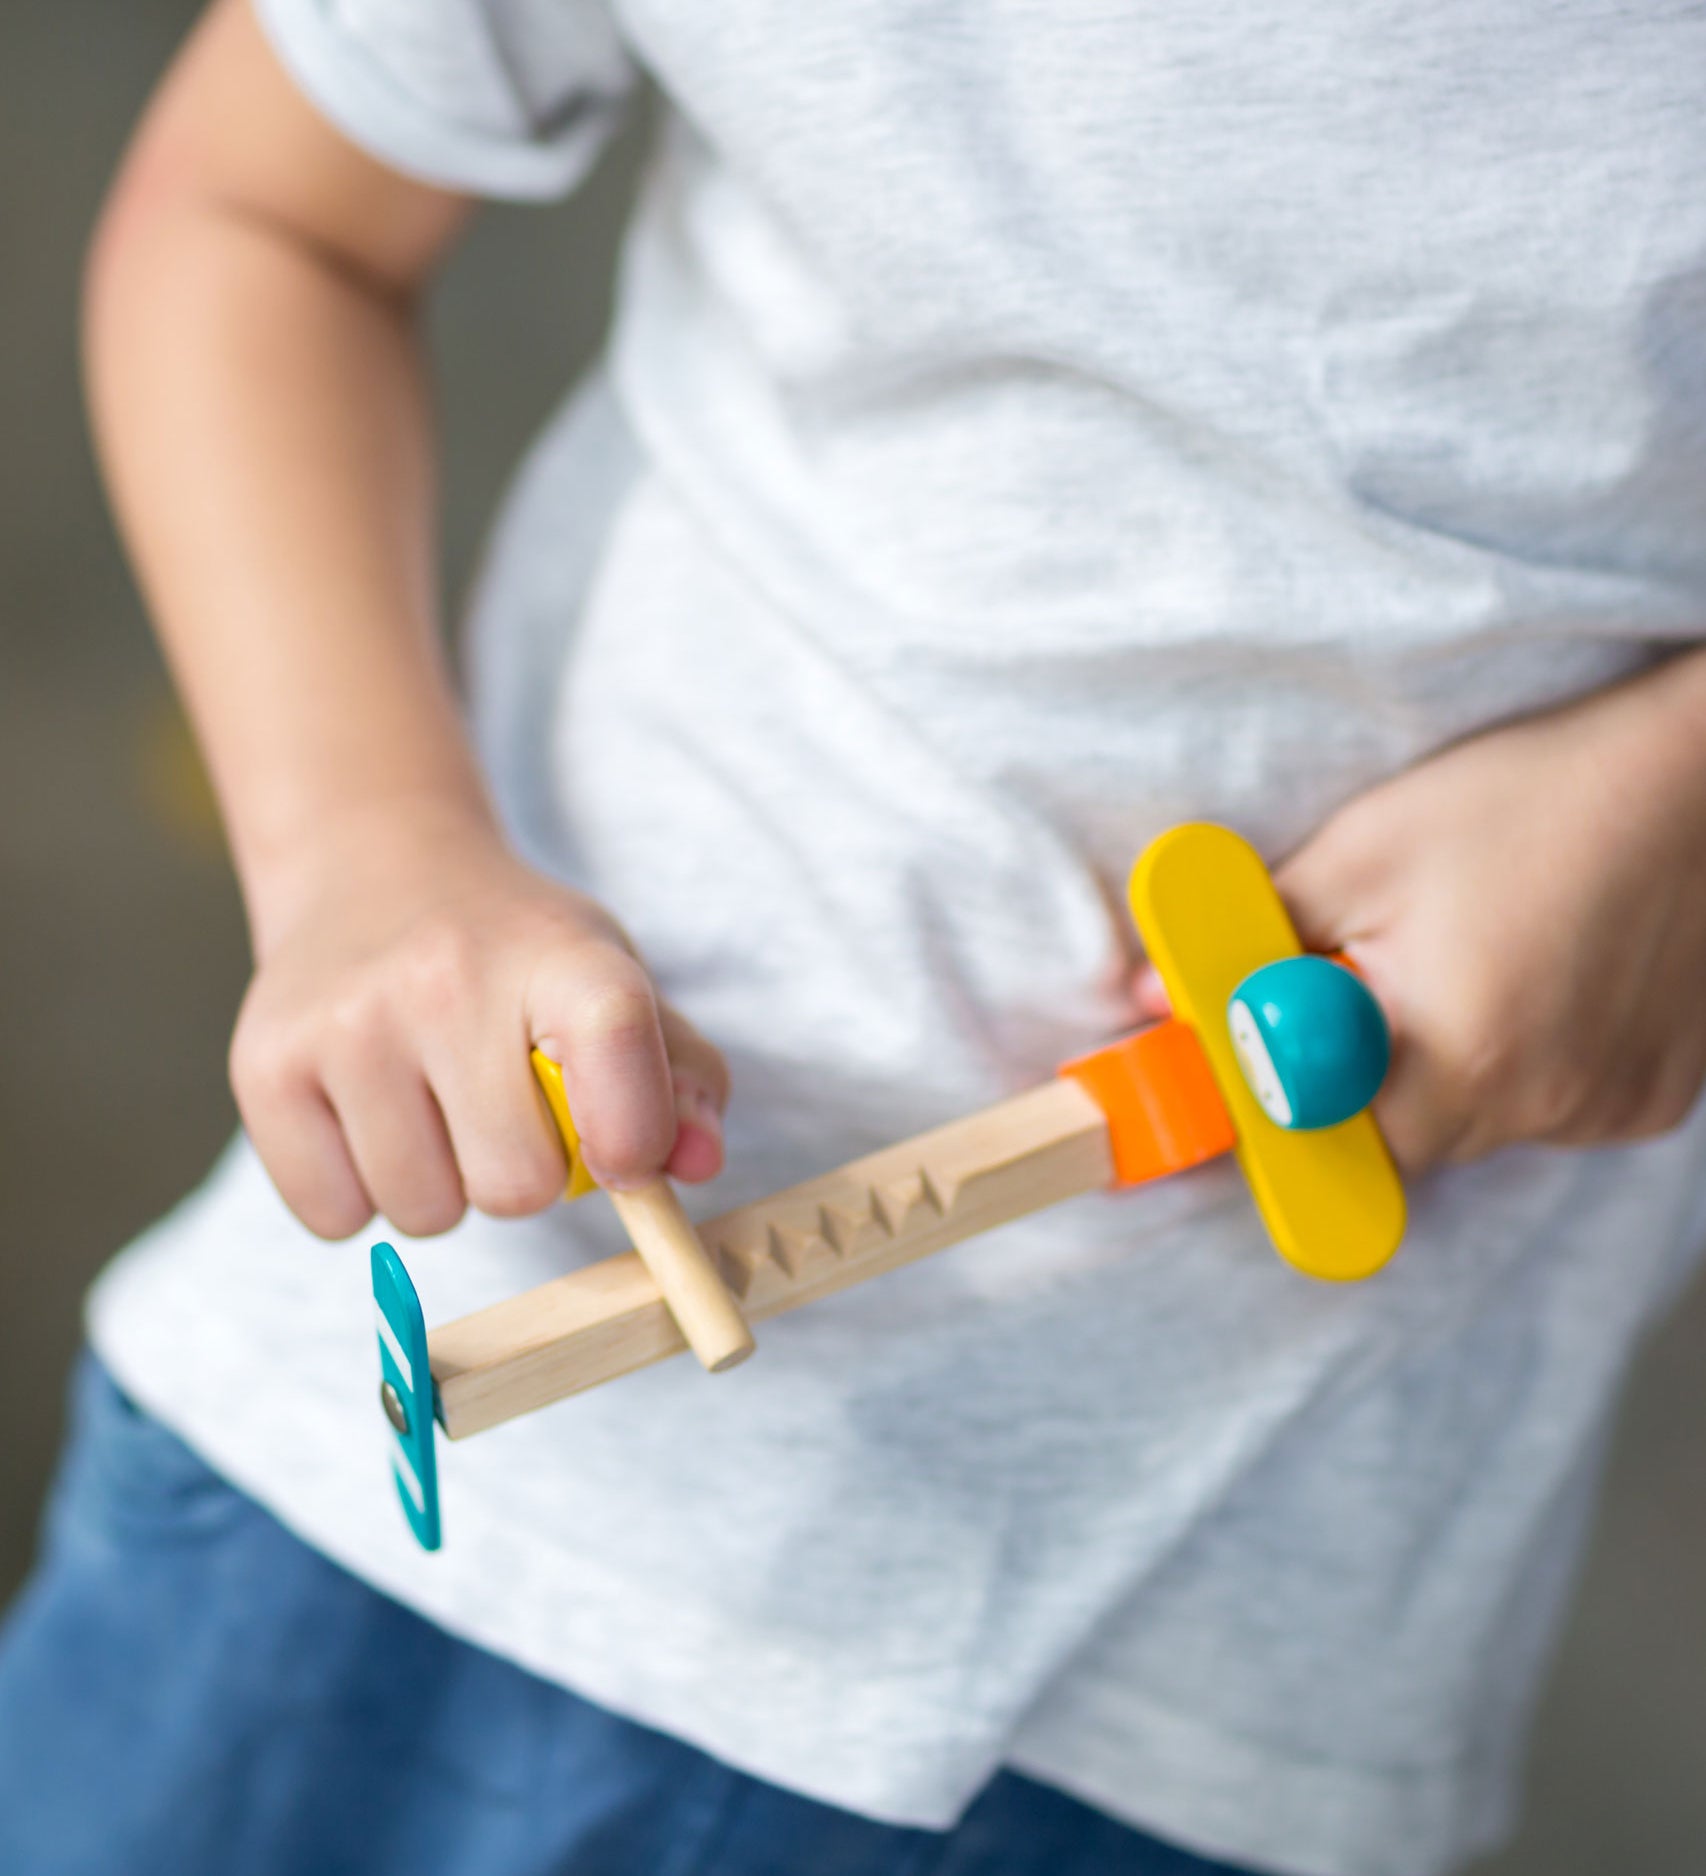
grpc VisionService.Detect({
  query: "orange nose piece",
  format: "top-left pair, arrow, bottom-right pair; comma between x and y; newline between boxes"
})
1058,1020 -> 1236,1187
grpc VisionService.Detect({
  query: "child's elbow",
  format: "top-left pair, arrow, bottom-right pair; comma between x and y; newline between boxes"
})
83,144 -> 180,340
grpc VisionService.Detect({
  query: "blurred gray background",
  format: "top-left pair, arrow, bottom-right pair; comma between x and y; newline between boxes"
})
3,4 -> 1703,1870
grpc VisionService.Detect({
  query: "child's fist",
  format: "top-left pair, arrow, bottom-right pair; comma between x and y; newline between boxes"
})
229,805 -> 727,1239
1266,666 -> 1706,1173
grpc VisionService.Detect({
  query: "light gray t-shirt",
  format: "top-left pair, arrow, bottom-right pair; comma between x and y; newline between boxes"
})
89,5 -> 1706,1874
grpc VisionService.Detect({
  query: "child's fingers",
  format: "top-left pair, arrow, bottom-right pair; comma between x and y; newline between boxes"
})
1367,1030 -> 1475,1176
1128,962 -> 1171,1023
656,1003 -> 730,1109
656,1004 -> 729,1183
422,1025 -> 571,1218
1273,802 -> 1391,956
321,1039 -> 466,1239
529,948 -> 677,1189
230,1055 -> 373,1240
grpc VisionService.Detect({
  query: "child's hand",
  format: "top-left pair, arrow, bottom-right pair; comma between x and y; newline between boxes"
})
230,804 -> 728,1240
1134,656 -> 1706,1174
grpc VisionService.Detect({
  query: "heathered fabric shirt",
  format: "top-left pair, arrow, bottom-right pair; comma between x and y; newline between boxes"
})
89,4 -> 1706,1873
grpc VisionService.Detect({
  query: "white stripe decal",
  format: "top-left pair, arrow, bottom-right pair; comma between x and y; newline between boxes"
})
374,1305 -> 413,1392
390,1433 -> 425,1513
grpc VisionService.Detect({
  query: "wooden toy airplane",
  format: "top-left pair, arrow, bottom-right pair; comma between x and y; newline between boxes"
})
372,823 -> 1404,1550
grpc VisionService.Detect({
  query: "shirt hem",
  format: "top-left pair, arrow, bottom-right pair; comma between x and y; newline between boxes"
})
83,1219 -> 995,1831
86,1242 -> 1510,1876
1006,1677 -> 1515,1876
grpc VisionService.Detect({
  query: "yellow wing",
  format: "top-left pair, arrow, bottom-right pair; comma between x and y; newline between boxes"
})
1129,824 -> 1405,1281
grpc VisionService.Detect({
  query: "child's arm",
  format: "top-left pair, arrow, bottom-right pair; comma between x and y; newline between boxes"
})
85,0 -> 725,1240
1139,649 -> 1706,1172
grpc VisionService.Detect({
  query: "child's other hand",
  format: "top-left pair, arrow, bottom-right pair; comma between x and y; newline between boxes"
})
229,804 -> 728,1239
1133,657 -> 1706,1175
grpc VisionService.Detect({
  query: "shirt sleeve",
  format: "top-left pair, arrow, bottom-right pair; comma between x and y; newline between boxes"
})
254,0 -> 638,200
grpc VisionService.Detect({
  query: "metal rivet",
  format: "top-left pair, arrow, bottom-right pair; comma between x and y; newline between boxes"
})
380,1379 -> 410,1436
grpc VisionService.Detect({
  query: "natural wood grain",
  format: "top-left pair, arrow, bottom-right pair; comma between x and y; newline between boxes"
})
606,1179 -> 755,1372
431,1076 -> 1112,1437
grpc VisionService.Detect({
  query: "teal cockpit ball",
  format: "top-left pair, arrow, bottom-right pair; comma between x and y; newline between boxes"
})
1226,956 -> 1390,1132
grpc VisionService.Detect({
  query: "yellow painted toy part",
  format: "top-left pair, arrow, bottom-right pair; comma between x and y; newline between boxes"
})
1128,824 -> 1405,1281
529,1049 -> 599,1201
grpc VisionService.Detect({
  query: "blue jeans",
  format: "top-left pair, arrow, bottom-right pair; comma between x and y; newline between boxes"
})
0,1356 -> 1259,1876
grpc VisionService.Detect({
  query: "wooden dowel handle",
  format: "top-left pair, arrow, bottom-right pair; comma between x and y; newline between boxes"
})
605,1180 -> 755,1373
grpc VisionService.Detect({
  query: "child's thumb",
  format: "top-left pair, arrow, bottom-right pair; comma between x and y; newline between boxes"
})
529,949 -> 677,1190
1273,822 -> 1364,954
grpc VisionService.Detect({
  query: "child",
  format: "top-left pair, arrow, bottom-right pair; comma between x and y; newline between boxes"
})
5,0 -> 1706,1871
